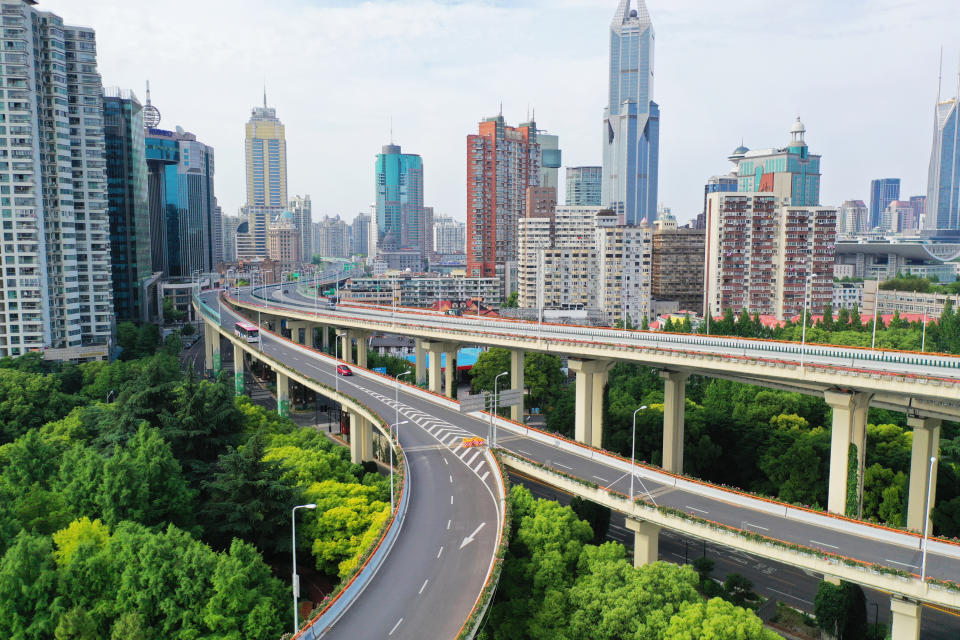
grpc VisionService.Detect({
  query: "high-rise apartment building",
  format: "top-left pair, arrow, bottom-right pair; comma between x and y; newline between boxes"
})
221,214 -> 242,262
651,212 -> 705,312
289,195 -> 312,260
104,89 -> 151,322
212,198 -> 223,265
433,215 -> 466,254
245,96 -> 287,207
703,173 -> 738,218
704,193 -> 836,320
267,210 -> 300,268
351,212 -> 372,256
314,215 -> 350,259
145,126 -> 216,277
566,166 -> 602,206
869,178 -> 901,230
883,200 -> 917,233
539,134 -> 561,192
910,195 -> 927,226
526,187 -> 557,221
602,0 -> 660,224
423,205 -> 435,256
925,87 -> 959,234
376,143 -> 426,269
466,115 -> 540,280
838,200 -> 868,235
0,2 -> 114,358
595,218 -> 652,325
728,119 -> 822,207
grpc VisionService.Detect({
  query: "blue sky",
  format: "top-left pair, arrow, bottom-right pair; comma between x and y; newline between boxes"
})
48,0 -> 960,224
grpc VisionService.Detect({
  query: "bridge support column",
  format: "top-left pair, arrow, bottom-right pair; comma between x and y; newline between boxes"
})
890,597 -> 921,640
233,344 -> 244,396
204,323 -> 221,375
907,416 -> 941,532
349,413 -> 373,465
288,322 -> 303,345
569,359 -> 610,448
422,341 -> 452,396
625,519 -> 660,567
305,324 -> 316,349
661,371 -> 689,474
824,390 -> 871,516
337,331 -> 352,364
415,339 -> 426,385
353,331 -> 369,369
276,372 -> 290,417
321,325 -> 330,353
444,346 -> 457,399
510,350 -> 524,422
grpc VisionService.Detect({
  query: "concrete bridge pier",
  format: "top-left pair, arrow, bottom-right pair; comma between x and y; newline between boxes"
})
625,519 -> 661,567
276,372 -> 290,417
423,341 -> 457,397
415,339 -> 426,385
288,321 -> 304,345
661,371 -> 689,474
444,345 -> 456,399
204,323 -> 221,375
233,343 -> 244,396
890,597 -> 921,640
321,324 -> 330,352
510,350 -> 524,422
337,331 -> 352,364
824,390 -> 872,516
569,359 -> 612,448
351,331 -> 370,369
305,324 -> 316,349
907,416 -> 941,532
349,412 -> 373,465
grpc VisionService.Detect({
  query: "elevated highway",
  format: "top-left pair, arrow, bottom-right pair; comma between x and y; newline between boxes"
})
203,286 -> 960,639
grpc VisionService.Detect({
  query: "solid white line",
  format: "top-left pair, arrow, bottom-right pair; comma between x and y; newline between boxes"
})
593,475 -> 610,483
447,519 -> 451,530
389,618 -> 403,635
685,505 -> 709,515
436,546 -> 444,559
884,558 -> 920,569
449,474 -> 453,483
555,462 -> 572,470
450,495 -> 454,505
769,588 -> 813,606
418,579 -> 429,595
480,471 -> 489,481
443,457 -> 448,465
810,540 -> 839,550
517,449 -> 532,456
742,521 -> 769,531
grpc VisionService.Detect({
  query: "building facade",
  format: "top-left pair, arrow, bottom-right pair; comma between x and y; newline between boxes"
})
466,115 -> 540,281
729,119 -> 821,207
863,279 -> 960,320
925,93 -> 960,234
245,97 -> 287,208
314,215 -> 350,259
539,133 -> 561,192
346,275 -> 502,308
704,193 -> 837,320
869,178 -> 901,230
651,213 -> 705,312
289,195 -> 312,261
565,166 -> 602,206
376,143 -> 425,268
351,211 -> 372,256
267,210 -> 300,268
433,214 -> 466,254
602,0 -> 659,224
882,200 -> 918,234
103,89 -> 151,322
0,3 -> 116,358
838,200 -> 868,235
834,240 -> 960,282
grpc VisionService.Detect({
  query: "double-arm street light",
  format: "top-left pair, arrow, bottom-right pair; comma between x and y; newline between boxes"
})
921,456 -> 938,582
392,370 -> 413,510
389,420 -> 408,511
630,406 -> 649,500
291,503 -> 317,634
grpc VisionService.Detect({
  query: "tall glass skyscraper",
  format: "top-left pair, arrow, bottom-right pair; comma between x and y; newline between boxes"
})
566,166 -> 602,206
376,144 -> 425,264
245,97 -> 287,208
869,178 -> 901,230
925,94 -> 960,234
602,0 -> 660,224
104,89 -> 151,322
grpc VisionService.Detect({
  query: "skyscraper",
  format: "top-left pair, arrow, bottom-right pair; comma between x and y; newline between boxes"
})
869,178 -> 901,229
376,143 -> 425,269
539,134 -> 562,192
433,215 -> 466,254
566,166 -> 602,206
602,0 -> 660,224
104,89 -> 152,322
351,212 -> 372,256
0,2 -> 114,358
925,84 -> 959,234
466,115 -> 540,280
728,120 -> 822,207
245,96 -> 287,207
289,195 -> 313,260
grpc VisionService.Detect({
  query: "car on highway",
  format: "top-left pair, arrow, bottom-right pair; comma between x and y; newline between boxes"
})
336,365 -> 353,376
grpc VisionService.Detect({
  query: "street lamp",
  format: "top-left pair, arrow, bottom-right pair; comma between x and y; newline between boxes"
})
291,503 -> 317,634
800,274 -> 810,368
921,456 -> 937,582
871,274 -> 881,350
630,406 -> 648,500
491,371 -> 508,447
389,420 -> 408,511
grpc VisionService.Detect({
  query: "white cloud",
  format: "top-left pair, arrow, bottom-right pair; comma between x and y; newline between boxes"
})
45,0 -> 960,223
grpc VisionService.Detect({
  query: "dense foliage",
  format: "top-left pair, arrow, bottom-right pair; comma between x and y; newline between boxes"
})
480,486 -> 779,640
0,351 -> 388,638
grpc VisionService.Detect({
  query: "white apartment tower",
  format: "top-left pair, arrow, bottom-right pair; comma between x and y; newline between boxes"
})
0,1 -> 114,358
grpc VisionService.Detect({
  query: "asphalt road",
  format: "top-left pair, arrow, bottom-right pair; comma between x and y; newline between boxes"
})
215,298 -> 503,640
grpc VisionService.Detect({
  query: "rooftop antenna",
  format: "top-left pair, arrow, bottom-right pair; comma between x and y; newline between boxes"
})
142,80 -> 161,128
390,116 -> 394,144
499,101 -> 503,117
263,81 -> 267,108
937,47 -> 943,103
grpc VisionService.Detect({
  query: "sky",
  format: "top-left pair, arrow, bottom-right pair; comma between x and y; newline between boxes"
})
46,0 -> 960,225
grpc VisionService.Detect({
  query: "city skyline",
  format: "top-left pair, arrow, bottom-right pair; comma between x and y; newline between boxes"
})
42,0 -> 959,226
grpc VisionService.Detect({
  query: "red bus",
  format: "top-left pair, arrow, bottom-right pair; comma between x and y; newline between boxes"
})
234,321 -> 260,343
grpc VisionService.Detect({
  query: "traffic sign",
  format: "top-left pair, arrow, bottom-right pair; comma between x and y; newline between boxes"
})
497,389 -> 523,408
460,391 -> 489,413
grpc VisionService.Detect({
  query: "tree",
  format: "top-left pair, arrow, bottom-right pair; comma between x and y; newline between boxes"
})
523,353 -> 564,411
569,496 -> 611,544
502,291 -> 519,308
162,297 -> 184,324
470,348 -> 511,393
54,607 -> 98,640
0,532 -> 58,640
814,580 -> 868,640
722,572 -> 754,607
180,322 -> 196,337
202,539 -> 286,639
0,369 -> 77,444
663,598 -> 780,640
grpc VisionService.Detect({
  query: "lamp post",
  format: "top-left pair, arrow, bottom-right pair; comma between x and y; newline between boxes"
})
630,406 -> 648,500
800,274 -> 810,368
871,275 -> 881,349
921,307 -> 927,353
389,419 -> 408,511
920,456 -> 937,582
335,331 -> 346,394
291,503 -> 317,634
492,371 -> 508,447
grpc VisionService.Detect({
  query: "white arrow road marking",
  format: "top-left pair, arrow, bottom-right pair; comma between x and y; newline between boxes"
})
460,522 -> 487,549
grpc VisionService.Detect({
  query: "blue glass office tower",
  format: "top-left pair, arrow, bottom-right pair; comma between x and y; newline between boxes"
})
925,95 -> 960,233
375,144 -> 425,264
104,90 -> 152,321
869,178 -> 901,230
145,128 -> 216,278
602,0 -> 660,224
